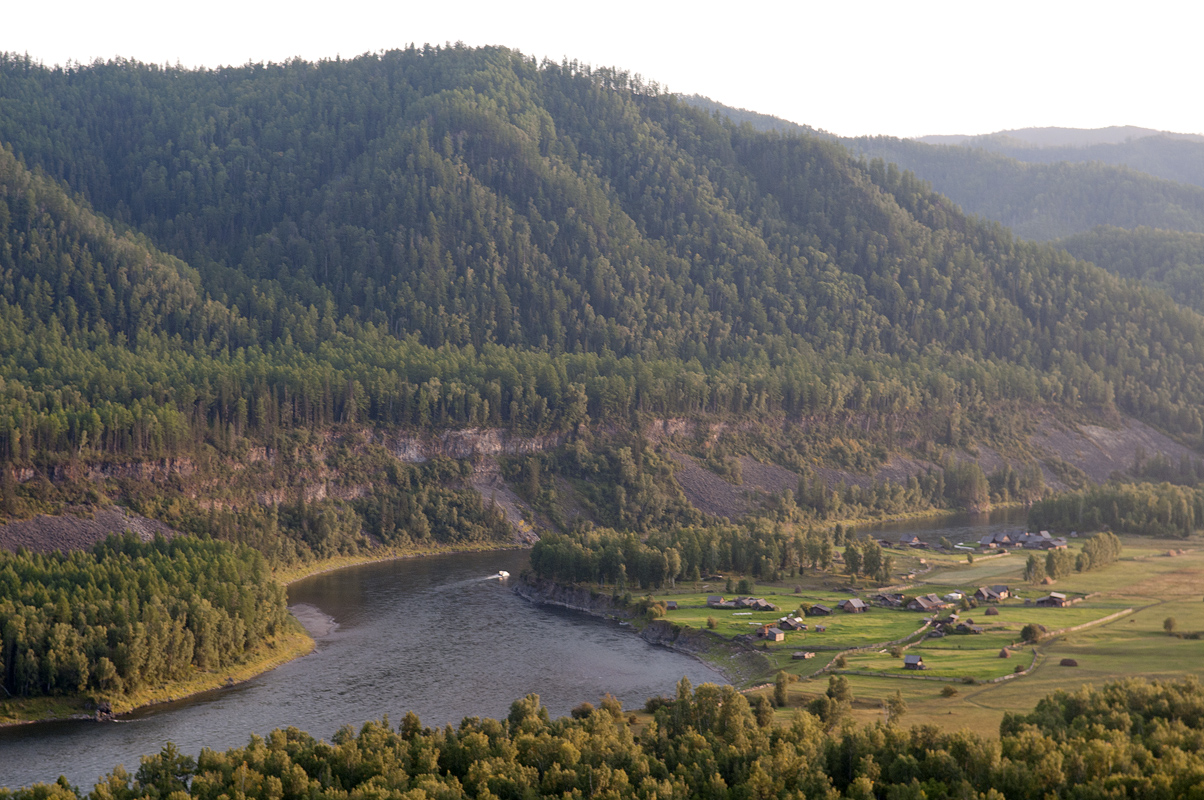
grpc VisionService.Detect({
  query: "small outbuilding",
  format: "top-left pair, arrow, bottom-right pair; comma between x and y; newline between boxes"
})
763,627 -> 785,642
809,604 -> 833,616
665,600 -> 678,610
792,651 -> 816,660
903,654 -> 925,670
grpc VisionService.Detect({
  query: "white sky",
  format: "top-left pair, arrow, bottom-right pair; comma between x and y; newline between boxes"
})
4,0 -> 1201,139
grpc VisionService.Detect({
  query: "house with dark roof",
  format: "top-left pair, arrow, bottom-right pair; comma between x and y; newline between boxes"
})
1036,592 -> 1069,607
838,598 -> 869,613
974,585 -> 1010,602
903,654 -> 925,670
762,626 -> 785,642
809,604 -> 832,616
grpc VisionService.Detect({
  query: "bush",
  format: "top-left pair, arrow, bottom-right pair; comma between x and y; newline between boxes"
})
890,646 -> 904,658
1020,623 -> 1043,643
1165,617 -> 1178,635
835,655 -> 847,668
643,696 -> 672,714
736,578 -> 754,594
706,616 -> 718,629
571,702 -> 595,719
941,685 -> 959,697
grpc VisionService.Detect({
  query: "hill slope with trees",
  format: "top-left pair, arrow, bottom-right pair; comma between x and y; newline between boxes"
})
1,47 -> 1204,548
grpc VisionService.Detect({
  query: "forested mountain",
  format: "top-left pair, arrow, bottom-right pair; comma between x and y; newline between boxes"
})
1057,226 -> 1204,313
918,125 -> 1204,148
842,136 -> 1204,240
3,46 -> 1204,548
678,94 -> 825,138
681,96 -> 1204,241
921,133 -> 1204,191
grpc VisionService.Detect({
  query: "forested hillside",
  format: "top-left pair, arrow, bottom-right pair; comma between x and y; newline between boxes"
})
3,46 -> 1204,547
843,136 -> 1204,240
920,132 -> 1204,190
1057,225 -> 1204,313
0,534 -> 288,700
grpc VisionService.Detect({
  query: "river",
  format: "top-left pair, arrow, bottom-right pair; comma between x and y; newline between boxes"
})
0,508 -> 1027,789
0,548 -> 724,790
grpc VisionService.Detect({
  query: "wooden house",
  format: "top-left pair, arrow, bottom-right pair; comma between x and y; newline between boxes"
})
903,654 -> 925,670
1036,592 -> 1069,607
838,598 -> 869,613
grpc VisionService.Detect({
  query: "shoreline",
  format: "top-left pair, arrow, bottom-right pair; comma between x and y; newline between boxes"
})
1,539 -> 531,729
512,576 -> 762,687
0,620 -> 315,729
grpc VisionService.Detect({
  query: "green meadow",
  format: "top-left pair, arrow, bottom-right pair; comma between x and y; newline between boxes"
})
641,533 -> 1204,735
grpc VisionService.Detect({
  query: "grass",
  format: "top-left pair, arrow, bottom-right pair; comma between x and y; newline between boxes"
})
637,533 -> 1204,736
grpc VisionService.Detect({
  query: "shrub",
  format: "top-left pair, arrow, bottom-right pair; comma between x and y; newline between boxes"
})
890,646 -> 904,658
706,616 -> 718,629
1020,623 -> 1042,643
941,685 -> 959,697
571,702 -> 595,719
643,696 -> 672,714
835,655 -> 847,668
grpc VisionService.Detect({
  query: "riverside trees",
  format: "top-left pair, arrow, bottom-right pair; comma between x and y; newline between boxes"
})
0,533 -> 287,699
7,678 -> 1204,799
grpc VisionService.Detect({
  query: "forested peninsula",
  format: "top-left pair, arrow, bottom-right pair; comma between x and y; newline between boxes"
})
4,45 -> 1204,724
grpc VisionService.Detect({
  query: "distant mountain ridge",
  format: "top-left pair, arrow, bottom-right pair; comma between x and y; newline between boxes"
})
918,126 -> 1204,148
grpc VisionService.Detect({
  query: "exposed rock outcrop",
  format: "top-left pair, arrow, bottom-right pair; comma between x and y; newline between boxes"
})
513,575 -> 633,617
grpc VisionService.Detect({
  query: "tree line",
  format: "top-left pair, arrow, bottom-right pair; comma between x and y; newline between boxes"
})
7,677 -> 1204,798
1028,481 -> 1203,538
0,533 -> 287,698
1024,531 -> 1122,582
529,522 -> 889,590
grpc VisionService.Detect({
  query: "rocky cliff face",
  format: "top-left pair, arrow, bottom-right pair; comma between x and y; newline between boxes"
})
513,575 -> 633,617
639,619 -> 771,684
384,428 -> 567,462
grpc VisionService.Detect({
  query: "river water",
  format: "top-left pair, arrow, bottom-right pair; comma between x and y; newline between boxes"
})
0,508 -> 1026,789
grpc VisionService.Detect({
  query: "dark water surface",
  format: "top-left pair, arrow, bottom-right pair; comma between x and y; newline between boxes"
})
0,549 -> 722,790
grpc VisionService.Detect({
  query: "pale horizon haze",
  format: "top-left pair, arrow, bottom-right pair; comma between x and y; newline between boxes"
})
3,0 -> 1200,139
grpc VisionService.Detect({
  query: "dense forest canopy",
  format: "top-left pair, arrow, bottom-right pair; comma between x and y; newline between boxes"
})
6,678 -> 1204,798
1056,225 -> 1204,313
0,533 -> 287,699
4,46 -> 1204,468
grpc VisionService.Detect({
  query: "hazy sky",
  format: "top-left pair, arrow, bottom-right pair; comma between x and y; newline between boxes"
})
4,0 -> 1200,139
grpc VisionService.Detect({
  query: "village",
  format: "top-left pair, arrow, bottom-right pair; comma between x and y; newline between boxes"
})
628,524 -> 1197,733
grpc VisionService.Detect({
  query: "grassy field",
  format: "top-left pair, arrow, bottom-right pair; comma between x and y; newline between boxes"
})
655,533 -> 1204,736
